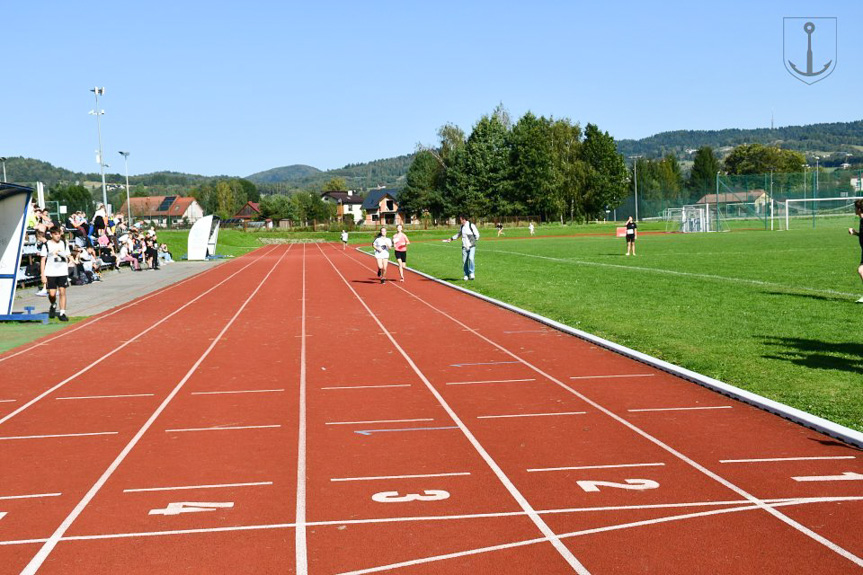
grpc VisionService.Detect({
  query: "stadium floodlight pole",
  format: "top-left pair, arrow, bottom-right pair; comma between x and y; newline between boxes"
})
0,157 -> 6,182
89,87 -> 108,211
119,151 -> 132,223
629,155 -> 642,222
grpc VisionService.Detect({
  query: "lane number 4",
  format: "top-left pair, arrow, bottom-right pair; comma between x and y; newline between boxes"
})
149,502 -> 235,516
372,490 -> 450,503
576,479 -> 660,493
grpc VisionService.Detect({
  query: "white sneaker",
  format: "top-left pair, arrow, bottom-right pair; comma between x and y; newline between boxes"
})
463,276 -> 469,281
856,297 -> 863,303
469,273 -> 475,280
36,288 -> 48,296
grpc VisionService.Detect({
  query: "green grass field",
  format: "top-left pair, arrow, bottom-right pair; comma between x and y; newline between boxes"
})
385,219 -> 863,432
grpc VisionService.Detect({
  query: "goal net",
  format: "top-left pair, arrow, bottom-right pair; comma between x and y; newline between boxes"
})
664,204 -> 728,233
784,196 -> 863,230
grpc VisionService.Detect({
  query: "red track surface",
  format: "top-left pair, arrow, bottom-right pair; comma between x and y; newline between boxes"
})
1,243 -> 862,574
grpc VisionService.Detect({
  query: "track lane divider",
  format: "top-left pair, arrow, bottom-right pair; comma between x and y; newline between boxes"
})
0,245 -> 278,429
316,244 -> 592,575
337,249 -> 863,570
19,244 -> 292,575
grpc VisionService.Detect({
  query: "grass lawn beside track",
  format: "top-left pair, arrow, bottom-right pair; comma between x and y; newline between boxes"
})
379,222 -> 863,432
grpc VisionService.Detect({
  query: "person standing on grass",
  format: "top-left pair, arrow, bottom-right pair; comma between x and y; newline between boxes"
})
848,199 -> 863,303
392,223 -> 410,282
443,215 -> 480,281
528,221 -> 535,236
496,221 -> 504,237
372,226 -> 393,284
625,215 -> 637,256
40,226 -> 70,322
341,229 -> 349,250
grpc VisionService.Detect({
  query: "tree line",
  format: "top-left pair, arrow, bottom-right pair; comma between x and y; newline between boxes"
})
398,106 -> 628,223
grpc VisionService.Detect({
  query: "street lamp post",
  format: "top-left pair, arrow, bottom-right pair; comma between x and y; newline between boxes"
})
0,157 -> 6,182
119,151 -> 131,224
89,87 -> 108,211
629,155 -> 642,222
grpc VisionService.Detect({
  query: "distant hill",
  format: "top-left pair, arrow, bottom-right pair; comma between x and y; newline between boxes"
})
246,164 -> 322,183
617,120 -> 863,165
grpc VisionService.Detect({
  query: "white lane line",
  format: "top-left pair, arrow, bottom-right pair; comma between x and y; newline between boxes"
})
124,481 -> 273,493
628,406 -> 733,413
319,245 -> 591,575
19,245 -> 292,575
55,394 -> 155,401
381,268 -> 863,569
0,432 -> 118,441
0,248 -> 276,428
446,378 -> 536,386
0,493 -> 62,501
325,418 -> 434,426
165,425 -> 281,433
528,463 -> 666,473
190,389 -> 285,396
0,399 -> 16,403
295,244 -> 309,575
721,456 -> 857,464
570,374 -> 655,380
503,329 -> 549,334
449,361 -> 521,367
4,496 -> 863,548
331,472 -> 471,482
322,384 -> 411,390
477,411 -> 587,420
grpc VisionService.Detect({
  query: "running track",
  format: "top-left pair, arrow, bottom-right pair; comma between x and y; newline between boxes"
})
1,244 -> 862,574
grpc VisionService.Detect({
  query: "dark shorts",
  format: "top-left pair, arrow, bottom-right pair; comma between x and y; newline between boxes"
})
395,250 -> 407,263
46,275 -> 69,289
626,235 -> 635,243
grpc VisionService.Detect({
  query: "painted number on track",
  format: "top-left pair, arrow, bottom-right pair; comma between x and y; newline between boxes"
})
372,490 -> 450,503
576,479 -> 660,493
149,502 -> 235,516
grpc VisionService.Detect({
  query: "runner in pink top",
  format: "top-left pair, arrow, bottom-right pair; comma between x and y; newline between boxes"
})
392,224 -> 410,282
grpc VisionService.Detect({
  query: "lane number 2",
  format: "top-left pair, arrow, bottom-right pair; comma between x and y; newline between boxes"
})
372,490 -> 450,503
576,479 -> 660,493
149,502 -> 235,516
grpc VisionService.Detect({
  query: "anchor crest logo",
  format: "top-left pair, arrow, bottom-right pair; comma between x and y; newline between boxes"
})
783,17 -> 837,85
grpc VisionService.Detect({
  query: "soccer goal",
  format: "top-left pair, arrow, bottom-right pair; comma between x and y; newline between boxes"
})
664,204 -> 728,233
784,196 -> 863,230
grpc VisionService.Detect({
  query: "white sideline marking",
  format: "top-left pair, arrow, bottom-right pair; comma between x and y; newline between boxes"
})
191,389 -> 285,396
319,245 -> 591,575
124,482 -> 273,493
331,472 -> 471,482
793,472 -> 863,483
4,496 -> 863,548
0,493 -> 61,501
721,456 -> 857,464
376,263 -> 863,569
55,394 -> 155,401
570,373 -> 655,380
503,329 -> 548,334
449,361 -> 521,367
627,406 -> 733,413
322,384 -> 411,390
326,418 -> 434,426
0,399 -> 16,403
295,245 -> 309,575
165,425 -> 281,433
0,432 -> 118,441
528,462 -> 666,473
0,248 -> 275,429
477,411 -> 587,420
446,378 -> 536,386
19,245 -> 292,575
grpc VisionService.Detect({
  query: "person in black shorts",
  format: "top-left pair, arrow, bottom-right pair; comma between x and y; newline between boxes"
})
625,216 -> 637,256
40,226 -> 71,321
848,199 -> 863,303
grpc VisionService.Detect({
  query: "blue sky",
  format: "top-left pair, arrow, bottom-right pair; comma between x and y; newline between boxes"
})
3,0 -> 860,178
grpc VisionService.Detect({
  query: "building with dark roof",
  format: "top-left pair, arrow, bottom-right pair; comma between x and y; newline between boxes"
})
118,196 -> 204,226
361,188 -> 409,226
322,190 -> 364,225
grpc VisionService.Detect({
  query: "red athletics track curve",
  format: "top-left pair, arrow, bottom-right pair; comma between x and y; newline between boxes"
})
316,243 -> 863,573
0,246 -> 284,573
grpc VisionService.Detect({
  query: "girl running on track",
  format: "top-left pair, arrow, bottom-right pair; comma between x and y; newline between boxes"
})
392,223 -> 410,282
372,226 -> 393,284
849,199 -> 863,302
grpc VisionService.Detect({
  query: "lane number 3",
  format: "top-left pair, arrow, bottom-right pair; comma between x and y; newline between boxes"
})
372,490 -> 450,503
576,479 -> 660,493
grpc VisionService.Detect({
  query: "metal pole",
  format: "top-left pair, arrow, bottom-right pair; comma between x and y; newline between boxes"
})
0,157 -> 6,182
90,87 -> 108,211
120,151 -> 131,223
629,155 -> 641,222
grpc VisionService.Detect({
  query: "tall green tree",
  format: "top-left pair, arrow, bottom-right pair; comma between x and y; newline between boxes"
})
400,151 -> 445,220
549,118 -> 584,223
688,146 -> 721,199
580,124 -> 628,220
49,184 -> 94,216
322,177 -> 348,192
724,144 -> 807,174
507,112 -> 554,219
